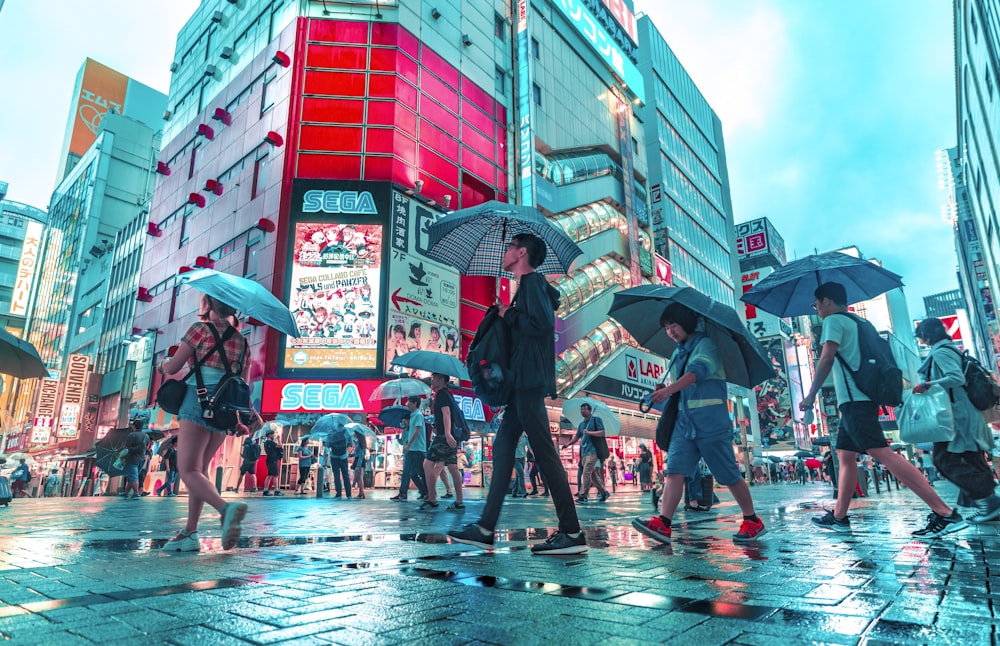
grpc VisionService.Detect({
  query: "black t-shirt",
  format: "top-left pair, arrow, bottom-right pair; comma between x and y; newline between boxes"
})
433,388 -> 454,436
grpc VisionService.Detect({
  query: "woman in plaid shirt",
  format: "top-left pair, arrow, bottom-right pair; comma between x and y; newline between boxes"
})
156,294 -> 254,552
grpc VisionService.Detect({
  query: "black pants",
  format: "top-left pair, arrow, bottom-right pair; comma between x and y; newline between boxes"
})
330,457 -> 351,496
398,450 -> 427,497
933,443 -> 995,500
479,389 -> 579,533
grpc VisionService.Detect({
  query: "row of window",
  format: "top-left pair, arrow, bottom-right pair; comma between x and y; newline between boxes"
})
664,156 -> 728,241
666,198 -> 732,280
667,240 -> 735,307
653,81 -> 718,172
659,115 -> 723,208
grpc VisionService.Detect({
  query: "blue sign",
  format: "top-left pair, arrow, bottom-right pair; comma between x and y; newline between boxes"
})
552,0 -> 646,103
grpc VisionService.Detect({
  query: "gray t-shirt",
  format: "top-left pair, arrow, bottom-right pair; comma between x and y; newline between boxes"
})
820,313 -> 871,404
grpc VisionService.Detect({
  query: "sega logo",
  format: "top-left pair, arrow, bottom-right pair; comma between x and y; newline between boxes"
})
280,382 -> 363,411
454,395 -> 486,422
626,354 -> 663,383
302,190 -> 378,215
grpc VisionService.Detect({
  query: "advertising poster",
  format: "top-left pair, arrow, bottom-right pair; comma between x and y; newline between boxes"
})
282,180 -> 391,375
754,338 -> 791,443
385,191 -> 460,375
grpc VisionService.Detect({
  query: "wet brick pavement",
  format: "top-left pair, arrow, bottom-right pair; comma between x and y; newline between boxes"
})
0,479 -> 997,645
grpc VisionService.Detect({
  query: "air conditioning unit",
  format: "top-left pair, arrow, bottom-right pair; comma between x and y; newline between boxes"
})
220,46 -> 233,60
163,110 -> 172,121
204,64 -> 218,77
211,10 -> 223,23
169,62 -> 179,72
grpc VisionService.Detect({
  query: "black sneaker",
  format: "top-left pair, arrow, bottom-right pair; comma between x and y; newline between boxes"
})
418,500 -> 439,511
598,492 -> 610,503
531,531 -> 588,555
575,496 -> 589,504
447,523 -> 495,549
811,510 -> 851,533
968,495 -> 1000,524
912,510 -> 968,539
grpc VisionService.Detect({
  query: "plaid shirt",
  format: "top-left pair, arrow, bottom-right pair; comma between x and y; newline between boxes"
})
181,321 -> 247,373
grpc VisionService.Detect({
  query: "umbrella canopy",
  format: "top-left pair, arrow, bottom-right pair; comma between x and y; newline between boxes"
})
369,378 -> 432,403
561,397 -> 622,437
766,455 -> 783,462
311,413 -> 354,440
179,269 -> 300,337
378,405 -> 411,429
608,285 -> 773,389
253,421 -> 284,441
813,438 -> 832,446
426,200 -> 583,277
0,327 -> 47,379
914,442 -> 935,452
94,428 -> 132,477
805,458 -> 822,469
794,450 -> 813,458
345,422 -> 377,441
751,457 -> 766,466
391,350 -> 470,380
740,251 -> 904,318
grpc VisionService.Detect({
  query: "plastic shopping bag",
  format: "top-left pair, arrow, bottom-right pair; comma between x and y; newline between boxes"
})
898,384 -> 955,444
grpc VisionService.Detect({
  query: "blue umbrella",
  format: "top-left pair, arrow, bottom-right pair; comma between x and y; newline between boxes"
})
369,378 -> 432,403
311,413 -> 353,437
391,350 -> 469,380
426,200 -> 582,276
608,285 -> 773,389
378,405 -> 410,429
740,251 -> 904,318
179,269 -> 300,337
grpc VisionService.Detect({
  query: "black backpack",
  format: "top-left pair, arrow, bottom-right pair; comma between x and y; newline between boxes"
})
264,439 -> 284,461
194,324 -> 254,432
244,441 -> 261,462
446,390 -> 472,443
943,346 -> 1000,411
831,312 -> 903,408
466,305 -> 512,407
326,428 -> 349,456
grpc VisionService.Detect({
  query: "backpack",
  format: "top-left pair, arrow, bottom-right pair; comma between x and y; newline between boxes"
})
244,441 -> 261,462
194,324 -> 254,432
466,305 -> 512,407
326,428 -> 349,456
264,439 -> 284,461
831,312 -> 903,408
447,391 -> 472,443
588,419 -> 611,461
943,346 -> 1000,411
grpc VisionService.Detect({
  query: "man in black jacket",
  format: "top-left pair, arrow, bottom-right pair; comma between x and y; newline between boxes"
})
449,233 -> 586,555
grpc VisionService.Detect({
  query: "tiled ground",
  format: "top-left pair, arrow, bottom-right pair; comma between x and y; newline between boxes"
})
0,478 -> 996,645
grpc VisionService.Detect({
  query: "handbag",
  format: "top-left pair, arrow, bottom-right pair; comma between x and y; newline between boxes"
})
156,375 -> 190,415
898,384 -> 956,444
587,418 -> 611,461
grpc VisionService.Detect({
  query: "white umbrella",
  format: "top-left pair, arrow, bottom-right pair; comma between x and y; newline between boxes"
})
345,422 -> 377,440
561,397 -> 621,437
369,378 -> 433,403
253,421 -> 283,441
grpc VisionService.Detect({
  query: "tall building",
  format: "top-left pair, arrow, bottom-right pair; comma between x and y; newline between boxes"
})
924,288 -> 965,318
0,182 -> 47,450
952,0 -> 1000,370
637,18 -> 740,308
56,58 -> 168,182
134,0 -> 669,489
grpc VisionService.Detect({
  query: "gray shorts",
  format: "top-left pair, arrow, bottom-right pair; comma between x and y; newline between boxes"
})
666,426 -> 741,486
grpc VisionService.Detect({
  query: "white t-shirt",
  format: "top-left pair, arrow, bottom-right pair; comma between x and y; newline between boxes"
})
820,313 -> 871,404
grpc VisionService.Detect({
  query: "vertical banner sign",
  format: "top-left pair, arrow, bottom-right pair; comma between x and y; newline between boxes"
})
386,191 -> 461,374
32,378 -> 61,444
614,89 -> 641,286
10,221 -> 42,316
57,354 -> 90,438
515,0 -> 536,208
282,180 -> 391,375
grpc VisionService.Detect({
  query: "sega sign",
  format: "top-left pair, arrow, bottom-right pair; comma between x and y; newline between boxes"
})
262,379 -> 384,413
454,395 -> 486,422
302,190 -> 378,215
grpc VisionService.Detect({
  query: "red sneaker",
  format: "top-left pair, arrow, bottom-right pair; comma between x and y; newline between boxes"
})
631,516 -> 671,544
734,517 -> 766,542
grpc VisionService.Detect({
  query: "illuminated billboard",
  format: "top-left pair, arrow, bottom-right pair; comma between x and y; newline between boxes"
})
57,353 -> 90,438
282,181 -> 391,375
9,221 -> 42,317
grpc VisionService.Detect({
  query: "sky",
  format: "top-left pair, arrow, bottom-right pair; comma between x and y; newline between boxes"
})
635,0 -> 959,317
0,1 -> 958,318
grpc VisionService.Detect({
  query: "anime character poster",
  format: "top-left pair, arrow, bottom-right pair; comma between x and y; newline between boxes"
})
754,337 -> 792,443
284,222 -> 383,370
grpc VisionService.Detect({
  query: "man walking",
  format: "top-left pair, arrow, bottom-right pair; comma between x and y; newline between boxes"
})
563,403 -> 610,503
234,437 -> 260,494
420,373 -> 465,511
448,233 -> 586,554
156,441 -> 179,496
392,395 -> 428,501
325,419 -> 354,499
801,282 -> 966,538
511,433 -> 529,497
262,429 -> 284,496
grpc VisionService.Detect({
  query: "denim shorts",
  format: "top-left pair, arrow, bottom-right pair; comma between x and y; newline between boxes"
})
176,367 -> 227,432
124,463 -> 140,483
666,425 -> 741,486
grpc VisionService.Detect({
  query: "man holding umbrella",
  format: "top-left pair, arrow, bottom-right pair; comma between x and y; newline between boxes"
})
448,233 -> 587,554
632,302 -> 767,544
801,282 -> 966,538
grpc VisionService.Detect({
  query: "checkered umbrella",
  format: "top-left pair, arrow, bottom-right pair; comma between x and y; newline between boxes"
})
426,200 -> 582,277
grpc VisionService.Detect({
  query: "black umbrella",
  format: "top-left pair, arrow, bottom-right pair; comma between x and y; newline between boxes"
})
94,428 -> 132,477
0,327 -> 47,379
794,450 -> 813,458
378,405 -> 410,429
740,251 -> 904,318
608,285 -> 773,389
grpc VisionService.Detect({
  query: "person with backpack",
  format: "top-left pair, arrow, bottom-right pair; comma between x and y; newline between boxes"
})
351,428 -> 367,499
420,373 -> 466,511
563,403 -> 610,503
914,317 -> 1000,523
10,459 -> 30,498
234,437 -> 260,494
156,441 -> 179,496
324,419 -> 354,499
448,233 -> 586,555
123,425 -> 149,499
262,429 -> 284,496
155,294 -> 251,552
801,282 -> 966,538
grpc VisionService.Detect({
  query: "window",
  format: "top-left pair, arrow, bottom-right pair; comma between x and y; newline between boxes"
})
532,83 -> 541,107
972,10 -> 979,42
632,137 -> 639,154
261,74 -> 276,115
168,285 -> 181,323
495,13 -> 506,41
252,153 -> 269,199
531,37 -> 540,59
188,145 -> 198,179
494,66 -> 506,96
987,69 -> 995,101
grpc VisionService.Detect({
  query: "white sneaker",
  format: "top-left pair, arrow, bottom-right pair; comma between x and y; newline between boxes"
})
220,502 -> 248,550
162,531 -> 201,552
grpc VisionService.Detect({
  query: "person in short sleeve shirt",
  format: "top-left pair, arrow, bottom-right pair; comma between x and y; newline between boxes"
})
819,311 -> 870,404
